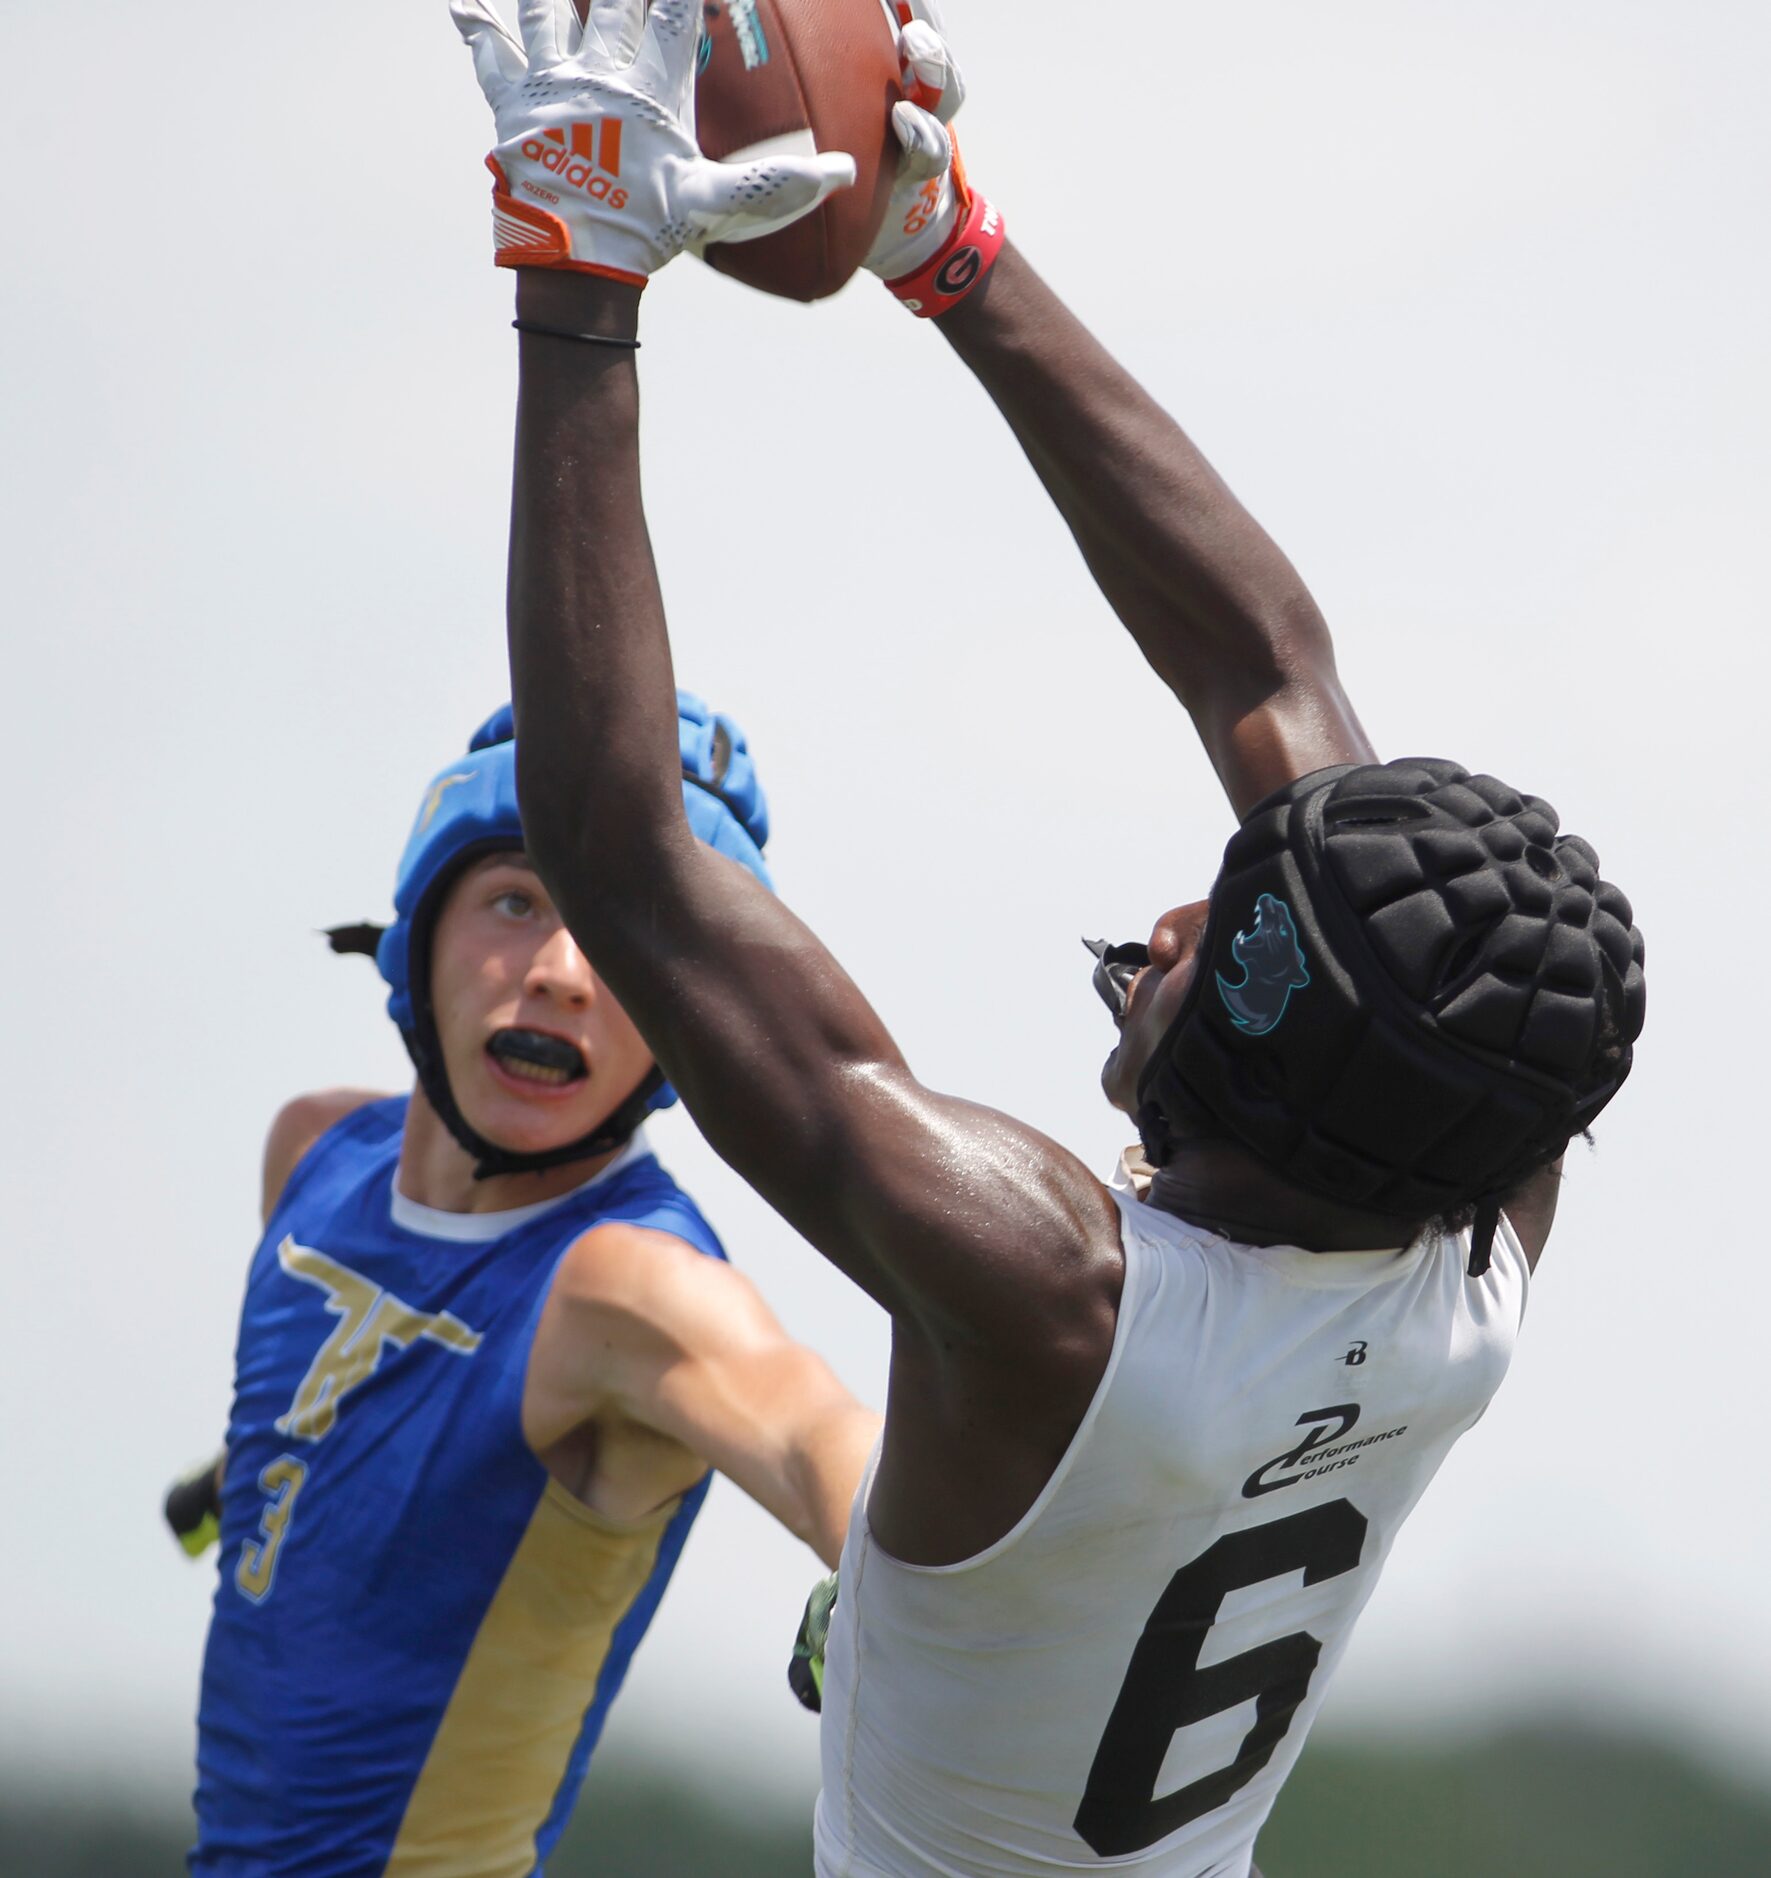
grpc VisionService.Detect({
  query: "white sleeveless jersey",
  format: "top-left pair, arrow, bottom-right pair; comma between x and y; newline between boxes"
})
814,1164 -> 1529,1877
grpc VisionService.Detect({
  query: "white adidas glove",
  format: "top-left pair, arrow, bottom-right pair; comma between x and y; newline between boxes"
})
453,0 -> 857,285
863,0 -> 968,283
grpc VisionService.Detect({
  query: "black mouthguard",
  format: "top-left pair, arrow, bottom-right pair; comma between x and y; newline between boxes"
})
1083,938 -> 1151,1022
487,1028 -> 588,1077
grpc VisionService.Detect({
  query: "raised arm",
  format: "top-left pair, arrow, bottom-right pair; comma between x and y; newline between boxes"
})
506,266 -> 1115,1337
457,2 -> 1123,1563
939,244 -> 1376,814
463,0 -> 1115,1305
830,4 -> 1375,815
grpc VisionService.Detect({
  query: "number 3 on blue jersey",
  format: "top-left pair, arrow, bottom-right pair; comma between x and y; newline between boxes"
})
236,1456 -> 308,1605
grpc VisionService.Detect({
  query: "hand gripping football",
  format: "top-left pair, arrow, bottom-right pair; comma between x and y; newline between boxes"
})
695,0 -> 903,300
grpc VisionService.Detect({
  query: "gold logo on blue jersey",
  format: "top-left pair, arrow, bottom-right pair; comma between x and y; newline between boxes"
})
275,1237 -> 483,1442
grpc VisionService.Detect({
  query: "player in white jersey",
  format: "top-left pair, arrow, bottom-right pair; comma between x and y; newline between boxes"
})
445,2 -> 1647,1871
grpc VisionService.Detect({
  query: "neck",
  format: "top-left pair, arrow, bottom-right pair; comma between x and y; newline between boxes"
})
1145,1136 -> 1421,1252
395,1084 -> 626,1215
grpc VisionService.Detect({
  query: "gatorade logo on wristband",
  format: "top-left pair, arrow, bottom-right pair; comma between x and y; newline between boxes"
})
888,193 -> 1005,318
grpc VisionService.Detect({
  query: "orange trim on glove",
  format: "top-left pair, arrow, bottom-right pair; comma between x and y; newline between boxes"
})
485,156 -> 648,287
885,172 -> 1004,318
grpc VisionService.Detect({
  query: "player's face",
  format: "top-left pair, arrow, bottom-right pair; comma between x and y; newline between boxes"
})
1101,900 -> 1212,1115
427,854 -> 655,1156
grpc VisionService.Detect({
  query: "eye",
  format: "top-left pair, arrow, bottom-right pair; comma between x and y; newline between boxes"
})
491,888 -> 534,918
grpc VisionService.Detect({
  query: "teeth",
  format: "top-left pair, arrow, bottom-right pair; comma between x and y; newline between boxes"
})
499,1057 -> 572,1086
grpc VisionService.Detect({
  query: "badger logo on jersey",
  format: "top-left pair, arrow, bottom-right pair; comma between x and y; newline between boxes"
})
274,1237 -> 483,1442
1216,893 -> 1311,1036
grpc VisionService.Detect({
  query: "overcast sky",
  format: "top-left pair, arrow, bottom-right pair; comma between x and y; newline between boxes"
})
4,0 -> 1768,1812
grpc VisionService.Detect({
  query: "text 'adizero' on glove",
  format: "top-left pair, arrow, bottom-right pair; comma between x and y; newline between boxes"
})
453,0 -> 857,285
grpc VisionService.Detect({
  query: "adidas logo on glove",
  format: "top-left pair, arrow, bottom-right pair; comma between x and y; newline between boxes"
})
461,0 -> 856,284
518,124 -> 629,209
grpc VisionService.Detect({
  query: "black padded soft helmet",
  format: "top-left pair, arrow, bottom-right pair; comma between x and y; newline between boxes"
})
1134,758 -> 1646,1272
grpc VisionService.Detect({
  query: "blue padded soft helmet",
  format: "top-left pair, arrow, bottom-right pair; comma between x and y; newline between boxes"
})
369,693 -> 772,1179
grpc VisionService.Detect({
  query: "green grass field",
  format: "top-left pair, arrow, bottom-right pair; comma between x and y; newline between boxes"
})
10,1718 -> 1766,1875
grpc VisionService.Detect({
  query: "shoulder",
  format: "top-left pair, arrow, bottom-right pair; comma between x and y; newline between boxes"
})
260,1087 -> 393,1224
592,1144 -> 727,1260
549,1221 -> 760,1341
529,1221 -> 782,1435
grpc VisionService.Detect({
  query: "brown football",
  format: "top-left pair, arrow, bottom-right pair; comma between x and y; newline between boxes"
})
694,0 -> 903,301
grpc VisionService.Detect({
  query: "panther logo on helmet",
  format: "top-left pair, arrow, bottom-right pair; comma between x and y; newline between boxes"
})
1215,893 -> 1311,1037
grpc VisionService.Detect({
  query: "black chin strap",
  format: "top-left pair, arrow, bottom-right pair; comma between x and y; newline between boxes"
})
1467,1194 -> 1503,1278
324,920 -> 660,1179
325,922 -> 386,958
402,1021 -> 664,1181
1133,1100 -> 1177,1172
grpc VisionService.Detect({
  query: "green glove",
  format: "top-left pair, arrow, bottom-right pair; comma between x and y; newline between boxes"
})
788,1571 -> 839,1714
165,1453 -> 225,1559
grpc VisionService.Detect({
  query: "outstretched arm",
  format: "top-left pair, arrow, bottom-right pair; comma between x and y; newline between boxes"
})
939,243 -> 1376,816
472,0 -> 1116,1325
465,1 -> 1122,1563
847,7 -> 1373,816
526,1226 -> 880,1567
507,269 -> 1114,1341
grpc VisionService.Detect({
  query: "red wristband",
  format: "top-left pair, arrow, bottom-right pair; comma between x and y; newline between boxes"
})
885,185 -> 1005,318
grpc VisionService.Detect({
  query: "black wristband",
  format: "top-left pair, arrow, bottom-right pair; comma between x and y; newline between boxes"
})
511,319 -> 641,350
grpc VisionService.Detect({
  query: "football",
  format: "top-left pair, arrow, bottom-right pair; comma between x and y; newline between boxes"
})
695,0 -> 904,301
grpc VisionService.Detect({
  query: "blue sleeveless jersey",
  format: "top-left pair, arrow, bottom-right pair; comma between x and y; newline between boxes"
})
193,1099 -> 727,1876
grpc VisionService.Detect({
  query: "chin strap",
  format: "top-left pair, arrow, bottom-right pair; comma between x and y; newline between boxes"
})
1133,1099 -> 1178,1172
1467,1194 -> 1503,1279
402,1020 -> 663,1182
324,923 -> 659,1179
325,921 -> 386,958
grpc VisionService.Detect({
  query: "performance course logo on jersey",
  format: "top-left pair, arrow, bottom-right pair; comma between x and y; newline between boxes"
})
1216,893 -> 1310,1036
1242,1403 -> 1409,1499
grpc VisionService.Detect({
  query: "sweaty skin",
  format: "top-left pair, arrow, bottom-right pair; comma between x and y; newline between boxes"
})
256,855 -> 876,1565
502,252 -> 1561,1571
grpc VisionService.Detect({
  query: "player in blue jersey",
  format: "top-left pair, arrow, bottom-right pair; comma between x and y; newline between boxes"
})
182,696 -> 879,1875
